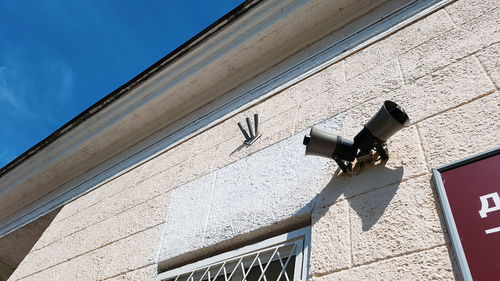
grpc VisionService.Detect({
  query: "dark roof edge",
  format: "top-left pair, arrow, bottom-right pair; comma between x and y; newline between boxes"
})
0,0 -> 261,178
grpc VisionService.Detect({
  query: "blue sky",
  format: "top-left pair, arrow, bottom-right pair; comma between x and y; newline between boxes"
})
0,0 -> 244,168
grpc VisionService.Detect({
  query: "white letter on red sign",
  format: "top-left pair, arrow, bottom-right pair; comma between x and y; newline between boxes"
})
479,192 -> 500,218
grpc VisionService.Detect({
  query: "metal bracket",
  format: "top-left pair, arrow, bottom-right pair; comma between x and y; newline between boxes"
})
333,155 -> 351,174
237,114 -> 262,146
356,142 -> 389,164
346,143 -> 389,175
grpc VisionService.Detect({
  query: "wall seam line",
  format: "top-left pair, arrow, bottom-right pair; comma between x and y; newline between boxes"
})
34,189 -> 172,253
442,7 -> 458,27
347,199 -> 353,269
15,223 -> 165,281
53,181 -> 133,225
157,189 -> 177,264
473,53 -> 499,91
320,171 -> 431,209
54,260 -> 69,281
413,89 -> 497,125
403,40 -> 500,83
341,0 -> 458,83
291,105 -> 301,134
202,171 -> 218,245
100,263 -> 155,281
415,124 -> 431,173
341,60 -> 347,83
395,56 -> 406,86
312,242 -> 447,278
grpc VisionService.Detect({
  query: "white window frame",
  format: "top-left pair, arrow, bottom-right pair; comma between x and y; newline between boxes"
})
158,226 -> 311,281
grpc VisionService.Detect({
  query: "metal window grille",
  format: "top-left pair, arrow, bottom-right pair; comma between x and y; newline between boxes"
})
158,227 -> 310,281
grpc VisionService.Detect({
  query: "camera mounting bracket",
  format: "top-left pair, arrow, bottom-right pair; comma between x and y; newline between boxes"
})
333,155 -> 352,174
356,143 -> 389,164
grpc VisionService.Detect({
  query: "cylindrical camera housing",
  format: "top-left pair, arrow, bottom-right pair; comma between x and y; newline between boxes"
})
354,100 -> 410,153
365,100 -> 410,141
303,127 -> 356,161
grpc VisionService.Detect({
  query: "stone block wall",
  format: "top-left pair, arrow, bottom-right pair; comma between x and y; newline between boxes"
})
8,0 -> 499,280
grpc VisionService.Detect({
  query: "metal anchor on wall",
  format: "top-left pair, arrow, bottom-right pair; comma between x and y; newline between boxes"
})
237,114 -> 261,145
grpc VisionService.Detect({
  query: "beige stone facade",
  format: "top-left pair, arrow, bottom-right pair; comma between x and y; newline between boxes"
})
3,0 -> 500,280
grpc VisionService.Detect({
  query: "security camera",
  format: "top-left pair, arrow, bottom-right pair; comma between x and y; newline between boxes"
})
303,100 -> 410,173
353,100 -> 410,159
303,127 -> 357,173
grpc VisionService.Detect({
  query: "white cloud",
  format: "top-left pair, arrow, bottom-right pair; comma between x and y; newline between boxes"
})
0,55 -> 74,122
48,61 -> 74,104
0,65 -> 29,114
59,63 -> 73,103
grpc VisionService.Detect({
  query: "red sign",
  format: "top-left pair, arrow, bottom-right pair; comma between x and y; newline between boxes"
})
436,151 -> 500,281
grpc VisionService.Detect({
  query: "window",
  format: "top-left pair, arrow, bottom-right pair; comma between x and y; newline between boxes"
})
158,227 -> 311,281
